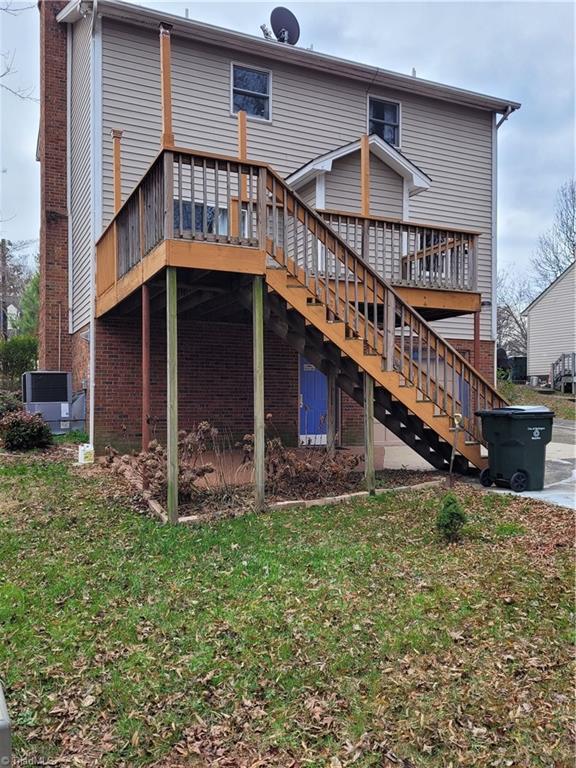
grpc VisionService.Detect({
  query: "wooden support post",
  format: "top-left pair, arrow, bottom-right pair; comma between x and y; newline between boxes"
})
363,372 -> 375,495
473,310 -> 481,371
253,275 -> 265,511
141,283 -> 150,454
238,110 -> 247,160
166,267 -> 178,523
327,370 -> 337,457
361,134 -> 370,218
159,23 -> 175,147
111,129 -> 123,214
238,110 -> 248,202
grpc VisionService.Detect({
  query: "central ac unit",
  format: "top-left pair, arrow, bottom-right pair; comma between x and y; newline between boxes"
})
22,371 -> 73,434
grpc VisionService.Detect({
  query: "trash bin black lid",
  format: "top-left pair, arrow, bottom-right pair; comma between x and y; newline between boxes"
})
476,405 -> 554,417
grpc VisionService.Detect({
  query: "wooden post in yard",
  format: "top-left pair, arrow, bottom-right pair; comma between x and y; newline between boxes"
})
253,275 -> 266,511
141,283 -> 151,455
327,370 -> 337,457
166,267 -> 179,523
159,23 -> 175,147
363,372 -> 375,495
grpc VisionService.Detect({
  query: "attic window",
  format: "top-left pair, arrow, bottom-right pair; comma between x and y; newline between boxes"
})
232,64 -> 271,120
368,98 -> 400,147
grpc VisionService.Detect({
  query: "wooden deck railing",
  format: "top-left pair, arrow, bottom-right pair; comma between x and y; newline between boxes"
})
96,147 -> 501,444
261,168 -> 503,443
320,211 -> 479,291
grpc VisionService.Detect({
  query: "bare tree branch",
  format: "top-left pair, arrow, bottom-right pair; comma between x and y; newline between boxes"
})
496,268 -> 537,356
531,179 -> 576,289
0,2 -> 36,14
0,3 -> 38,101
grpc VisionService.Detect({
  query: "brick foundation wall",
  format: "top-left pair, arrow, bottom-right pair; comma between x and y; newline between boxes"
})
93,317 -> 299,453
446,338 -> 495,385
38,0 -> 71,371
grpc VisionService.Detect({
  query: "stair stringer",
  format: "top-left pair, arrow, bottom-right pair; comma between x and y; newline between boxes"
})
266,267 -> 487,471
260,285 -> 470,474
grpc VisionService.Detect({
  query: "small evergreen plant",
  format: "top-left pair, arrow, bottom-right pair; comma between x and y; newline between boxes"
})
436,492 -> 467,543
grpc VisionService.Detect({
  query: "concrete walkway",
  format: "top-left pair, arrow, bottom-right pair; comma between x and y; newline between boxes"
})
381,419 -> 576,510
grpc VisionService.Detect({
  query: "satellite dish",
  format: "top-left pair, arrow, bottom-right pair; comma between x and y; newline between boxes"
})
270,7 -> 300,45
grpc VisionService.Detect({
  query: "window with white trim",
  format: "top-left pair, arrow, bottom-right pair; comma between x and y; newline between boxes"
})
368,98 -> 400,147
232,64 -> 270,120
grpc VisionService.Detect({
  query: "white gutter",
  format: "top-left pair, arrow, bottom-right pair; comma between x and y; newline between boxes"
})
88,2 -> 102,447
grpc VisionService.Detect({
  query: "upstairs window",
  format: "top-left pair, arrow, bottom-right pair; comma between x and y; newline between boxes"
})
232,64 -> 271,120
368,98 -> 400,147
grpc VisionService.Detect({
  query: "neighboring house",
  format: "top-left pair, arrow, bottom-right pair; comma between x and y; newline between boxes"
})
38,0 -> 520,513
523,261 -> 576,381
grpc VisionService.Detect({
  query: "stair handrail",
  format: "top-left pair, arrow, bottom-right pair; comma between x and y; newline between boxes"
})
261,166 -> 507,441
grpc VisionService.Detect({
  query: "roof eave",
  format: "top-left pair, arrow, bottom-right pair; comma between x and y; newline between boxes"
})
76,0 -> 521,114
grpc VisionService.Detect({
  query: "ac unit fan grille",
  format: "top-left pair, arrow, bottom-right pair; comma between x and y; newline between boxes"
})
29,373 -> 69,402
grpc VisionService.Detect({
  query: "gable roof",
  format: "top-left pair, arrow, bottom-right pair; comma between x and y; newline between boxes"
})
522,261 -> 576,316
58,0 -> 521,114
285,135 -> 432,196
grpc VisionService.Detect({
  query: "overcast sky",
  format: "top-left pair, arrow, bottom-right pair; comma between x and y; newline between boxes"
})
0,0 -> 574,273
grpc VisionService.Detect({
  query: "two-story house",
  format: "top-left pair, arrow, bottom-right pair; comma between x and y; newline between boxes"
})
38,0 -> 519,518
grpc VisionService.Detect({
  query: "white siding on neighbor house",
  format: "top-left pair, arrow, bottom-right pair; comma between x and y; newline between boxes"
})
526,264 -> 576,377
95,18 -> 495,342
69,15 -> 92,332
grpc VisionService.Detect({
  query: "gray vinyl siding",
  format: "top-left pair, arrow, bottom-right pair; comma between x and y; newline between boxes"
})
297,180 -> 316,208
370,155 -> 403,219
325,154 -> 362,212
98,18 -> 495,341
324,153 -> 403,219
70,16 -> 92,332
526,264 -> 576,377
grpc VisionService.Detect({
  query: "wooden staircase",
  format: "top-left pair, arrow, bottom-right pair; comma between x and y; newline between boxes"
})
258,168 -> 506,472
95,146 -> 505,473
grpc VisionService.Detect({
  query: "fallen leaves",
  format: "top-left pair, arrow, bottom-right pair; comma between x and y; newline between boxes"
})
0,457 -> 572,767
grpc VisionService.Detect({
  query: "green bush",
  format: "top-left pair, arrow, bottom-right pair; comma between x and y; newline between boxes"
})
0,336 -> 37,389
0,410 -> 52,451
496,369 -> 516,402
0,391 -> 21,420
436,492 -> 467,543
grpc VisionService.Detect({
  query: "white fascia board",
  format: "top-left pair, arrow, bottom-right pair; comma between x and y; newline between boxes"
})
57,0 -> 85,23
287,135 -> 430,197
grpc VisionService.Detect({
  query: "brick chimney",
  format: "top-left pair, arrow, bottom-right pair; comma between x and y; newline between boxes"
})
38,0 -> 71,371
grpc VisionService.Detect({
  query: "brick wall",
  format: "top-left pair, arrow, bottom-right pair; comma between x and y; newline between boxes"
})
447,338 -> 495,385
93,316 -> 299,452
38,0 -> 71,371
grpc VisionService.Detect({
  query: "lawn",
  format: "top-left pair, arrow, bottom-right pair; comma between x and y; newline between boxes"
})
0,456 -> 573,767
501,382 -> 576,421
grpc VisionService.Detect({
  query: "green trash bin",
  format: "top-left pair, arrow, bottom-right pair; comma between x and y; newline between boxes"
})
475,406 -> 554,492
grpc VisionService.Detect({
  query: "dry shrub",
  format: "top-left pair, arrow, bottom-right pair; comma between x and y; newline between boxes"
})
238,427 -> 361,500
106,421 -> 224,504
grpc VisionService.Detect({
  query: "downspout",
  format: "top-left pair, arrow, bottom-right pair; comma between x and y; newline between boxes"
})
66,23 -> 73,334
88,0 -> 102,447
496,105 -> 515,129
491,112 -> 498,383
492,104 -> 517,382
